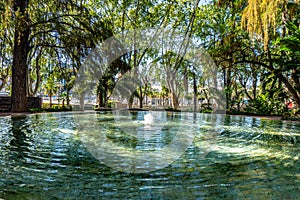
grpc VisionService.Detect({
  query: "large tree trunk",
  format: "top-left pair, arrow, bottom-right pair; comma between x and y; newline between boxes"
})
171,92 -> 179,110
11,0 -> 30,112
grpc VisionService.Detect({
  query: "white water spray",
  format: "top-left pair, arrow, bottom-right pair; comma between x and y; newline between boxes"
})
141,112 -> 154,125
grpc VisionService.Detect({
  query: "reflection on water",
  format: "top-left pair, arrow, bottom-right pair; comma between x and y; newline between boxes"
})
9,116 -> 30,157
0,112 -> 299,199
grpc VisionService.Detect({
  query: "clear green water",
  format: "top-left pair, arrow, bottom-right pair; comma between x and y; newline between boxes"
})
0,111 -> 300,199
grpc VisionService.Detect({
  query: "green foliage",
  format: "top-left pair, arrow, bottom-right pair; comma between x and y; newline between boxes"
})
200,103 -> 213,113
41,103 -> 72,112
201,109 -> 213,114
245,93 -> 288,116
1,0 -> 299,116
279,22 -> 300,51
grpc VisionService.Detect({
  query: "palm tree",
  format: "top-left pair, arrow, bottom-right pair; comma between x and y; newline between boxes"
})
43,76 -> 58,108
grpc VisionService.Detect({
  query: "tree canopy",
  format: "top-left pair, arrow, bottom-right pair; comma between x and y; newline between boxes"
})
0,0 -> 299,116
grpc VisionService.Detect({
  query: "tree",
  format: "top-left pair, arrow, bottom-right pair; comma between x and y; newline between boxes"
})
0,0 -> 107,112
100,0 -> 176,109
241,0 -> 300,107
156,0 -> 201,110
43,75 -> 58,108
159,85 -> 170,107
242,0 -> 282,49
11,0 -> 30,112
195,2 -> 246,110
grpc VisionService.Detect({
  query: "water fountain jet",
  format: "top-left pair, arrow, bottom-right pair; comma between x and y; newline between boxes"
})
141,112 -> 154,125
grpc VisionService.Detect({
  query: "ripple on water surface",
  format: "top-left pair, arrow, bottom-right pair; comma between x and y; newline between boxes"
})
0,112 -> 299,199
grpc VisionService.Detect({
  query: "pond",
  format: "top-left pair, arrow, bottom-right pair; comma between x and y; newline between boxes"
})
0,111 -> 299,199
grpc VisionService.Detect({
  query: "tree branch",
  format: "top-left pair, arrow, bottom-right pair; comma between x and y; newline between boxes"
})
30,14 -> 82,28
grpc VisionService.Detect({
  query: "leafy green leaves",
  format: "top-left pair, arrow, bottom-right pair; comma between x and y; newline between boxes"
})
278,22 -> 300,53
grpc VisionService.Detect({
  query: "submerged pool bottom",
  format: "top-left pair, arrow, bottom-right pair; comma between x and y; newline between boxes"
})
0,111 -> 299,199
